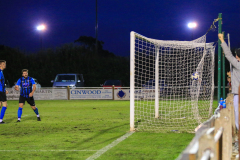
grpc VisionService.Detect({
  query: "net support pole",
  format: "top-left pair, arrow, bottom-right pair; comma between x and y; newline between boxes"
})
130,31 -> 135,131
155,46 -> 159,118
218,13 -> 222,102
222,32 -> 226,99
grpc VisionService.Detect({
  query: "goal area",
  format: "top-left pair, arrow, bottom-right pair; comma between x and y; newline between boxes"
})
130,31 -> 215,133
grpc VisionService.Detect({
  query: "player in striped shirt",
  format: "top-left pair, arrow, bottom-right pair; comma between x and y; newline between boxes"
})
15,69 -> 41,122
0,60 -> 8,124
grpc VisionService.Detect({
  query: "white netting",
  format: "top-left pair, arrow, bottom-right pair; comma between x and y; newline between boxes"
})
131,32 -> 215,133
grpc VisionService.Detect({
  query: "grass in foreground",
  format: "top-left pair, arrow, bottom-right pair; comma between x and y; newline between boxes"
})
0,100 -> 212,160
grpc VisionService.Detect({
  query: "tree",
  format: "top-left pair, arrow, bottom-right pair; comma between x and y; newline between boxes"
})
74,36 -> 104,51
0,37 -> 130,87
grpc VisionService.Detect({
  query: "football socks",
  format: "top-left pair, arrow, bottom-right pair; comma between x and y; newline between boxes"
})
18,107 -> 23,119
33,107 -> 39,116
0,106 -> 7,120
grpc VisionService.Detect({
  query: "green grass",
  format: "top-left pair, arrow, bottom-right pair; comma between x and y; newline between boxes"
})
0,100 -> 217,160
134,100 -> 218,132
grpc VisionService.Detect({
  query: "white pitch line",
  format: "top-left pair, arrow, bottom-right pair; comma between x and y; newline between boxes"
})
86,131 -> 135,160
0,150 -> 98,152
0,131 -> 135,155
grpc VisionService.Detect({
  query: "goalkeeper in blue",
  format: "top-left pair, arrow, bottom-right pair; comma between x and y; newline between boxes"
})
14,69 -> 41,122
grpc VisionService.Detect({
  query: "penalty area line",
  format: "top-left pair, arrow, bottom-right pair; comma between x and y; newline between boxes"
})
86,131 -> 135,160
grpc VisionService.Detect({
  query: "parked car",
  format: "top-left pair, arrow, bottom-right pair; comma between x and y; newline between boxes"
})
51,73 -> 84,88
142,79 -> 166,89
101,80 -> 123,89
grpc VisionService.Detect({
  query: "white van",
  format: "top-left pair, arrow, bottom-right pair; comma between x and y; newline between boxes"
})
51,73 -> 84,88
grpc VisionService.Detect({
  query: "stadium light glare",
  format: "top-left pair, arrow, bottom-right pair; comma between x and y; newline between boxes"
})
188,22 -> 197,29
37,24 -> 46,31
36,24 -> 46,50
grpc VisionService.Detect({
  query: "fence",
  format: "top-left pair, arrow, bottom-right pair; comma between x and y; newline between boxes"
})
177,92 -> 238,160
6,87 -> 68,100
6,86 -> 228,101
6,86 -> 131,100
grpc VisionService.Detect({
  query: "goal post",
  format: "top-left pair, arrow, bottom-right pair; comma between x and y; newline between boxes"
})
130,31 -> 135,131
130,31 -> 160,131
154,46 -> 160,118
130,31 -> 215,132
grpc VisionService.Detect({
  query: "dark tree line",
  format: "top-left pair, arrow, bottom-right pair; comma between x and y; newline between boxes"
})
0,35 -> 235,88
0,36 -> 130,87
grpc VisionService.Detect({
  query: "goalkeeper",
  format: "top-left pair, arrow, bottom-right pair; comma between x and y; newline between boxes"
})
14,69 -> 41,122
218,33 -> 240,130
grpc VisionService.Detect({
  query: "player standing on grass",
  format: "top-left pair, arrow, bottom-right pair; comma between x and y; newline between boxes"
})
14,69 -> 41,122
0,60 -> 8,124
218,34 -> 240,130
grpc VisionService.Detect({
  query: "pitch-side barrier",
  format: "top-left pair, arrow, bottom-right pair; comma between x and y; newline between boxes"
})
6,86 -> 131,100
176,92 -> 239,160
6,86 -> 228,101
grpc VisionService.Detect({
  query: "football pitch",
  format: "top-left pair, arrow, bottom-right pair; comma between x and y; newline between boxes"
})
0,100 -> 201,160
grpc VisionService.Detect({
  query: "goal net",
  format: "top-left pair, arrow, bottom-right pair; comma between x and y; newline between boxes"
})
130,31 -> 215,133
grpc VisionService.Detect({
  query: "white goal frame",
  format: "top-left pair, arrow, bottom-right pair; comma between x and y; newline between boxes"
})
130,31 -> 215,132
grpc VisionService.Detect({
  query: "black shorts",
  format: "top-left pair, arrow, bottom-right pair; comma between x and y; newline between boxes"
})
19,95 -> 35,106
0,91 -> 7,102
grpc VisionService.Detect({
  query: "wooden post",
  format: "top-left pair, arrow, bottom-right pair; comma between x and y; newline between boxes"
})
189,154 -> 196,160
215,133 -> 223,160
214,127 -> 224,160
197,128 -> 216,160
226,94 -> 236,136
232,99 -> 236,137
112,85 -> 115,100
214,108 -> 232,159
67,86 -> 70,100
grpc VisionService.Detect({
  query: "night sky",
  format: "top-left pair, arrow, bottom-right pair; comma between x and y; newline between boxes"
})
0,0 -> 239,57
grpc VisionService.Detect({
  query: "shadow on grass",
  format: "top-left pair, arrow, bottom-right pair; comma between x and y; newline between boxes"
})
76,123 -> 129,149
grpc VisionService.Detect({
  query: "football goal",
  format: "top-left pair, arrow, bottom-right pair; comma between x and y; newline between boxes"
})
130,31 -> 215,132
